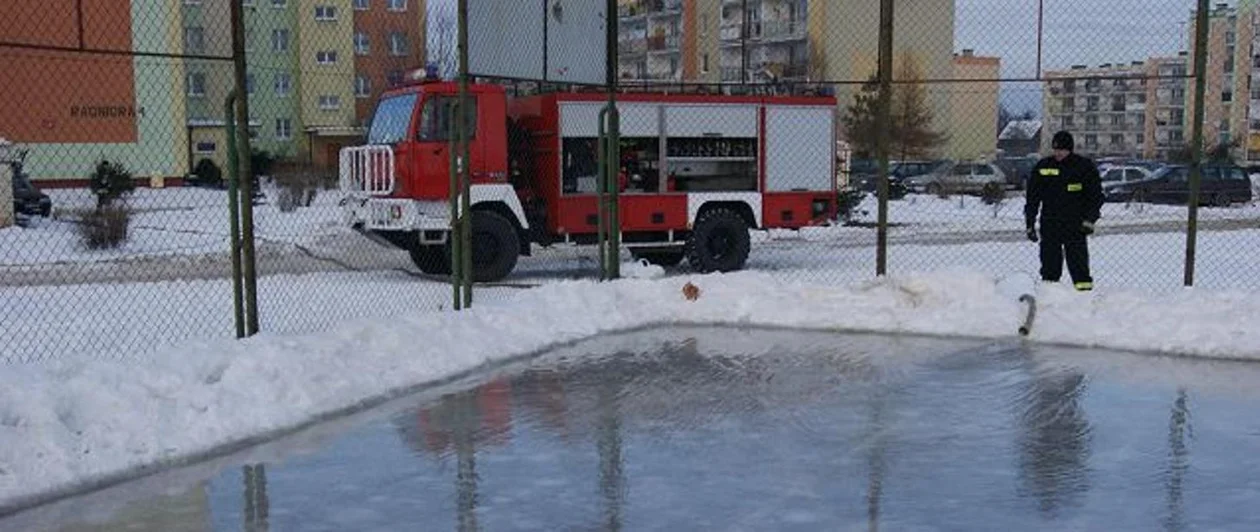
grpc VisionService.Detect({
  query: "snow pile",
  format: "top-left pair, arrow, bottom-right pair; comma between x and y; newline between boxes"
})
2,269 -> 1259,512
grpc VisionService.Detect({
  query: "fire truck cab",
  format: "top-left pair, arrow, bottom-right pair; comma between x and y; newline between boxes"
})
341,77 -> 838,282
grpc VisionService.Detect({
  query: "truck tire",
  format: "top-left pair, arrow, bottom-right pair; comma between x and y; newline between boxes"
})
409,242 -> 451,275
632,249 -> 685,267
686,208 -> 750,273
470,209 -> 520,282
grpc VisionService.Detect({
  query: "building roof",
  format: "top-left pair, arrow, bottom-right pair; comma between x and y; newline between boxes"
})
999,120 -> 1042,141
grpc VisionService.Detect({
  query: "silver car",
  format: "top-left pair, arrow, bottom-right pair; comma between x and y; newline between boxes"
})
905,162 -> 1007,195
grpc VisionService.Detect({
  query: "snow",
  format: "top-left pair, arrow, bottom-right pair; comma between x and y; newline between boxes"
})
3,262 -> 1260,512
1,187 -> 347,267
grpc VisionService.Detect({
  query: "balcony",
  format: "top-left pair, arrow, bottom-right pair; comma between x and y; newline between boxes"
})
720,23 -> 742,42
760,19 -> 805,41
647,33 -> 681,53
619,38 -> 647,55
618,0 -> 682,19
721,66 -> 744,82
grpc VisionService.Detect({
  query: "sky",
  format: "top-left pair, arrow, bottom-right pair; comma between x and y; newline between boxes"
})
430,0 -> 1219,114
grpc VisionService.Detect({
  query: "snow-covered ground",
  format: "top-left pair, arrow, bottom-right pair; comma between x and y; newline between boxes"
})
1,186 -> 347,267
2,265 -> 1260,513
5,186 -> 1257,268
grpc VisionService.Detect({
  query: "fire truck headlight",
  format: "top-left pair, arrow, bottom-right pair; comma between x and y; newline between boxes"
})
390,205 -> 403,219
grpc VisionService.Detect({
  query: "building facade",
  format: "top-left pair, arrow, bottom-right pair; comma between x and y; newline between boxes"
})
352,0 -> 427,126
1,0 -> 187,184
948,50 -> 1001,162
1042,62 -> 1152,159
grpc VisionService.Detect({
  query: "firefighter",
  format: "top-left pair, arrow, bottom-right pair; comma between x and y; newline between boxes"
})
1025,131 -> 1104,291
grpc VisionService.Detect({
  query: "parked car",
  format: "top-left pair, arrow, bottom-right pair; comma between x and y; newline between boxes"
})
1099,164 -> 1156,193
905,162 -> 1007,195
994,157 -> 1036,190
7,149 -> 52,218
1104,164 -> 1252,206
849,160 -> 943,199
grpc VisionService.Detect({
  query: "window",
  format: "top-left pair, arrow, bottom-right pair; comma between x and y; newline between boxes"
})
702,53 -> 710,73
974,165 -> 995,176
185,26 -> 205,53
1086,96 -> 1099,112
246,73 -> 255,95
389,32 -> 408,56
243,0 -> 256,6
272,0 -> 286,7
419,96 -> 478,141
952,164 -> 971,176
355,32 -> 370,55
355,75 -> 371,97
194,141 -> 216,153
354,0 -> 369,9
187,72 -> 206,97
316,50 -> 338,64
274,72 -> 292,96
1223,91 -> 1233,103
272,29 -> 289,52
1136,133 -> 1144,145
1084,134 -> 1098,147
1112,95 -> 1126,112
1103,169 -> 1125,182
367,93 -> 418,144
1110,134 -> 1124,146
387,69 -> 404,87
319,95 -> 341,109
275,118 -> 292,140
315,5 -> 337,20
388,0 -> 407,11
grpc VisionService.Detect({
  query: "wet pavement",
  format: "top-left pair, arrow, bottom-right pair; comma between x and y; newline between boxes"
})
7,327 -> 1260,531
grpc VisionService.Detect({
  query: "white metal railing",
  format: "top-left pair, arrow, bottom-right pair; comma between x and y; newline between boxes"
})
339,145 -> 395,196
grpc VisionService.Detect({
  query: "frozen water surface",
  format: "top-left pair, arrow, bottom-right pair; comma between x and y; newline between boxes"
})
5,327 -> 1260,531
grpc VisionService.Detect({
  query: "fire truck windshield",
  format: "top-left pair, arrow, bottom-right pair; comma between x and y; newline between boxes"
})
366,92 -> 419,145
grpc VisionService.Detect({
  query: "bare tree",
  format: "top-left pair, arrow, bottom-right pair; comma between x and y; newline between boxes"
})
427,3 -> 457,78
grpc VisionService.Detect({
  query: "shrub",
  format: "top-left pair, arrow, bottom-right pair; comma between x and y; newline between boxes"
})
270,160 -> 329,212
836,188 -> 867,222
193,158 -> 223,188
981,181 -> 1006,206
90,159 -> 135,207
79,203 -> 132,249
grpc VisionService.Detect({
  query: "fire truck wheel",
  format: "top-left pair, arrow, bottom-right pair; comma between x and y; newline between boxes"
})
470,210 -> 520,282
409,243 -> 451,276
686,208 -> 750,273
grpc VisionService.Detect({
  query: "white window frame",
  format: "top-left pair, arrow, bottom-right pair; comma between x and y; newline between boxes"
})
272,28 -> 289,53
354,0 -> 369,10
319,95 -> 342,110
272,0 -> 287,7
354,32 -> 370,55
389,32 -> 407,56
315,5 -> 338,21
187,72 -> 206,97
274,72 -> 292,96
355,75 -> 371,98
194,140 -> 217,153
316,50 -> 338,64
388,0 -> 407,11
184,26 -> 205,53
275,118 -> 293,140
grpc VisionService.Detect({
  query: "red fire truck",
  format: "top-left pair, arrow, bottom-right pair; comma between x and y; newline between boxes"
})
340,76 -> 838,282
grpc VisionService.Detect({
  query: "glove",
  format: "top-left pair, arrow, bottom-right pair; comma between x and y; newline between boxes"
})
1026,227 -> 1039,243
1081,220 -> 1095,235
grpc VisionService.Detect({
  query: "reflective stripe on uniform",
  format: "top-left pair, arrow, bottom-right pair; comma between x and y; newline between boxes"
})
1074,282 -> 1093,291
1039,168 -> 1060,176
1067,183 -> 1083,192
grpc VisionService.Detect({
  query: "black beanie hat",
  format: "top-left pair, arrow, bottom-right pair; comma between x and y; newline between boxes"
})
1052,130 -> 1074,151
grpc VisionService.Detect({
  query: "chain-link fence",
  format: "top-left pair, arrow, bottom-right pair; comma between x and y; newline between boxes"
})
2,0 -> 1252,365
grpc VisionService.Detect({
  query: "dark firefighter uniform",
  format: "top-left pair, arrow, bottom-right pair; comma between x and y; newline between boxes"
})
1025,131 -> 1104,291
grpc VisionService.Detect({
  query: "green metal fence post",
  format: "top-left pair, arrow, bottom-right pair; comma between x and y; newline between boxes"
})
597,107 -> 610,280
458,0 -> 473,308
230,0 -> 259,334
605,0 -> 621,280
1185,0 -> 1210,287
224,92 -> 245,339
875,0 -> 894,277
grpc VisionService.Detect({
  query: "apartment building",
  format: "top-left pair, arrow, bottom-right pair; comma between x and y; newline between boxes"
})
719,0 -> 809,83
1149,55 -> 1189,161
948,50 -> 1001,162
1184,2 -> 1248,158
351,0 -> 427,125
181,0 -> 426,173
1,0 -> 187,183
1041,62 -> 1152,159
617,0 -> 707,82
